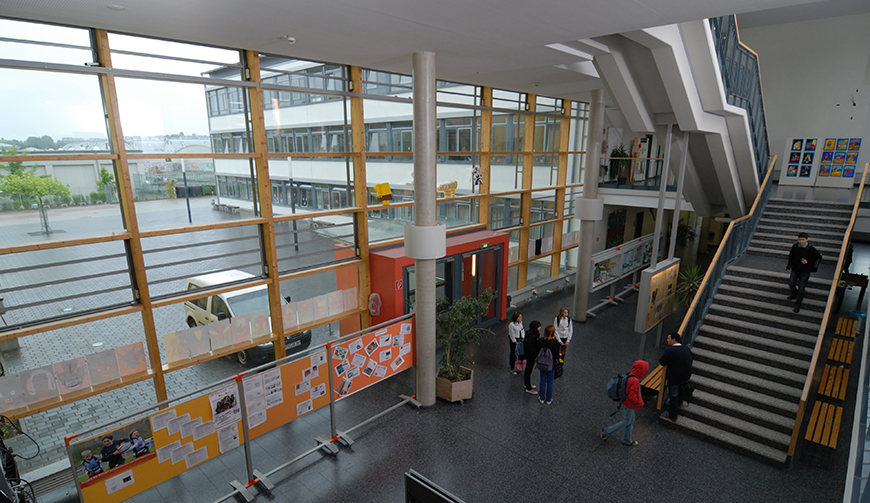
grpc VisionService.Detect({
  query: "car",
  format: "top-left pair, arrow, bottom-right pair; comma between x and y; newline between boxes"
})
183,270 -> 311,365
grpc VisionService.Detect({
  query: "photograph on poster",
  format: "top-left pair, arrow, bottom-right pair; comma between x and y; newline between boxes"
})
819,165 -> 831,176
348,338 -> 363,354
805,139 -> 817,151
334,377 -> 352,396
833,152 -> 846,164
332,347 -> 348,361
346,366 -> 361,379
379,334 -> 391,347
302,365 -> 319,380
844,165 -> 856,178
837,139 -> 849,150
821,151 -> 834,163
392,335 -> 404,347
365,339 -> 379,356
72,417 -> 155,485
334,361 -> 348,377
351,353 -> 366,368
379,349 -> 393,362
802,153 -> 814,164
787,165 -> 798,177
310,383 -> 326,399
832,165 -> 844,177
850,139 -> 861,151
209,385 -> 241,427
363,359 -> 377,377
390,356 -> 405,371
374,365 -> 387,378
789,152 -> 800,163
845,152 -> 859,164
799,165 -> 811,177
792,139 -> 803,151
824,138 -> 837,150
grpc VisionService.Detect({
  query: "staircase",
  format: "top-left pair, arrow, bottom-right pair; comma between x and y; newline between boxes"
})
663,198 -> 853,464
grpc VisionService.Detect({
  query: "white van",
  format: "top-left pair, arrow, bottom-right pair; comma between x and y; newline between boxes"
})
183,270 -> 311,365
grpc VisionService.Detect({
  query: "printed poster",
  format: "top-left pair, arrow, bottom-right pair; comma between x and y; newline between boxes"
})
115,342 -> 147,377
87,349 -> 121,385
208,384 -> 241,427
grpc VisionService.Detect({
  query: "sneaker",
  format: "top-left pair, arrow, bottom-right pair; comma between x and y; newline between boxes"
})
600,430 -> 608,440
546,400 -> 552,405
539,398 -> 545,404
531,385 -> 537,389
793,305 -> 801,313
525,388 -> 537,394
623,440 -> 639,447
511,371 -> 518,375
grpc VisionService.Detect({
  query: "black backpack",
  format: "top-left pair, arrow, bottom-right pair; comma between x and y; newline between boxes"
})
535,347 -> 553,372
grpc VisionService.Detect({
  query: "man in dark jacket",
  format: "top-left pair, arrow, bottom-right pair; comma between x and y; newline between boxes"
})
787,232 -> 822,313
659,333 -> 693,422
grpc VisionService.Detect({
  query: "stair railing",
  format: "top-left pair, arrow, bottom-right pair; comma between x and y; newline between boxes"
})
678,155 -> 777,347
786,162 -> 870,463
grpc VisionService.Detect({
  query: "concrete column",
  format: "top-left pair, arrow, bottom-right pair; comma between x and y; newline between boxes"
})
409,52 -> 443,407
667,132 -> 690,260
572,89 -> 605,322
650,124 -> 674,269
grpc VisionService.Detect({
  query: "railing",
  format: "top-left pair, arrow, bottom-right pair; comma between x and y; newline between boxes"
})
598,156 -> 671,190
786,163 -> 870,461
709,15 -> 770,181
677,155 -> 776,346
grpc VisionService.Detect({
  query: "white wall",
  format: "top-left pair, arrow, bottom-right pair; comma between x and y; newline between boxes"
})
740,13 -> 870,178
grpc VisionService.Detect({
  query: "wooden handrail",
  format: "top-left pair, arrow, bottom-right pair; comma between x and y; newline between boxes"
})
787,162 -> 870,457
678,155 -> 778,336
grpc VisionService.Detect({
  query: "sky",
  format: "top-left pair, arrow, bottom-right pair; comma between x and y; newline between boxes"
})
0,18 -> 240,142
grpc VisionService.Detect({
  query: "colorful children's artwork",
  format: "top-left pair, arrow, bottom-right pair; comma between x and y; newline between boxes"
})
163,331 -> 190,364
231,314 -> 252,345
831,165 -> 844,177
819,165 -> 831,177
297,299 -> 314,325
343,288 -> 358,311
791,139 -> 803,151
805,139 -> 817,151
0,376 -> 25,412
849,138 -> 861,151
20,365 -> 59,405
186,327 -> 211,357
802,153 -> 814,164
845,152 -> 859,164
787,165 -> 798,177
799,165 -> 811,177
54,356 -> 91,394
844,165 -> 856,178
824,138 -> 837,150
833,152 -> 846,164
789,153 -> 800,163
115,342 -> 147,377
821,151 -> 834,163
328,291 -> 344,317
837,138 -> 849,150
87,349 -> 122,385
251,310 -> 271,338
208,320 -> 233,350
282,303 -> 298,331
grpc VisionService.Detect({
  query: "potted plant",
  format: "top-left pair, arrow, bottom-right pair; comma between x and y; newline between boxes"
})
676,263 -> 705,305
609,144 -> 630,182
435,289 -> 496,402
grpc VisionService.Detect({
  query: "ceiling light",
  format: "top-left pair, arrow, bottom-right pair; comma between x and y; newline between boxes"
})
278,35 -> 296,45
107,4 -> 126,10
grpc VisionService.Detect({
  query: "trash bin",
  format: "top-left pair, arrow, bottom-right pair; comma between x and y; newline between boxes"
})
176,185 -> 188,198
190,185 -> 203,197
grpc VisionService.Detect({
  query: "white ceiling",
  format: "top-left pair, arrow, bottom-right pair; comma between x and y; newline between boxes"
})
3,0 -> 860,102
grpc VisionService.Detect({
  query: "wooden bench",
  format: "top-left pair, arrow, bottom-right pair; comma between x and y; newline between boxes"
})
827,338 -> 854,364
818,364 -> 849,400
836,317 -> 857,338
640,364 -> 665,394
805,401 -> 843,449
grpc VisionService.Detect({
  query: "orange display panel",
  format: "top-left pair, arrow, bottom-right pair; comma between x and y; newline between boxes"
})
331,318 -> 414,400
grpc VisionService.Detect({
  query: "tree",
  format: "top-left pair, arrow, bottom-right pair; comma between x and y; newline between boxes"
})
96,166 -> 116,202
0,172 -> 70,234
0,147 -> 37,177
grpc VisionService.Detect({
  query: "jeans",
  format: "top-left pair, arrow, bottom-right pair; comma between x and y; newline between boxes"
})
666,383 -> 681,420
788,270 -> 811,303
539,369 -> 555,402
603,407 -> 637,445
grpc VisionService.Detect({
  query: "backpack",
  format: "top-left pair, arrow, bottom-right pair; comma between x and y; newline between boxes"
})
535,347 -> 553,372
606,374 -> 637,416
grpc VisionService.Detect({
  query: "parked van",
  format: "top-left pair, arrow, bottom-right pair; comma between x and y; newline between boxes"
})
183,270 -> 311,365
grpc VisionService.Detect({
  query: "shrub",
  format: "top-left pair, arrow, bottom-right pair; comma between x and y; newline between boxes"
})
89,191 -> 100,202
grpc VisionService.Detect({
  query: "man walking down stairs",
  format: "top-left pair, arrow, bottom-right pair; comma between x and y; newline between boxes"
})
786,232 -> 823,314
663,198 -> 851,464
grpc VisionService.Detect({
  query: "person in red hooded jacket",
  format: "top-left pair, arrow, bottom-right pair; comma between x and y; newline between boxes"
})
600,360 -> 649,446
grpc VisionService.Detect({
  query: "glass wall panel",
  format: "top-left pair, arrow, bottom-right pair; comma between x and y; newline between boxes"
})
0,241 -> 134,328
563,185 -> 581,217
529,222 -> 556,258
437,198 -> 478,228
526,255 -> 552,286
129,156 -> 258,231
489,195 -> 521,230
0,19 -> 93,65
141,225 -> 264,299
361,69 -> 412,96
274,214 -> 357,274
368,204 -> 414,243
364,99 -> 415,200
532,115 -> 561,188
567,152 -> 585,184
508,230 -> 521,264
530,189 -> 557,223
507,265 -> 519,293
115,78 -> 239,156
0,69 -> 108,154
108,33 -> 243,78
278,263 -> 360,347
436,83 -> 479,107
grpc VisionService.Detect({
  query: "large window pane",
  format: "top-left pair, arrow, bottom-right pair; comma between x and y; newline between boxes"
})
278,263 -> 360,347
274,215 -> 357,273
108,33 -> 242,78
0,241 -> 134,328
489,195 -> 521,230
0,19 -> 92,65
365,99 -> 415,199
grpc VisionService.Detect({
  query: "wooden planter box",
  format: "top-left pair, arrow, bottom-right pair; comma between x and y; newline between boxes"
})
436,366 -> 474,402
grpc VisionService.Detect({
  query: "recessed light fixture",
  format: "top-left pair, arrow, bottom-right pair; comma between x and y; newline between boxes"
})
93,342 -> 104,347
278,35 -> 296,45
107,4 -> 126,10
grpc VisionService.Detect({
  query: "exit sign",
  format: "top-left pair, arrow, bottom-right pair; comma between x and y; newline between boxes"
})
480,243 -> 489,249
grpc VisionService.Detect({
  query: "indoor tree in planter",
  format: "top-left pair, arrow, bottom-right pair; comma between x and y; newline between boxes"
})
435,289 -> 495,401
609,144 -> 630,183
676,263 -> 706,305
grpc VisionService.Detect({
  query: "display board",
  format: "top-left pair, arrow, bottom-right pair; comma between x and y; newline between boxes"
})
634,258 -> 680,333
590,234 -> 655,292
330,318 -> 415,400
779,137 -> 862,188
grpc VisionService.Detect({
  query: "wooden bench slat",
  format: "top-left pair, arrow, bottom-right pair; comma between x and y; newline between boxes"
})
821,403 -> 835,446
838,369 -> 850,400
640,365 -> 664,387
805,401 -> 822,441
819,365 -> 831,397
836,317 -> 844,335
830,405 -> 844,449
846,341 -> 855,364
823,365 -> 835,397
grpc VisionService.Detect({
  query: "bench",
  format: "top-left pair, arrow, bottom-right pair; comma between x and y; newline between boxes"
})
818,364 -> 849,401
805,401 -> 843,449
226,205 -> 240,214
21,459 -> 74,498
640,364 -> 667,409
827,338 -> 854,364
836,317 -> 857,338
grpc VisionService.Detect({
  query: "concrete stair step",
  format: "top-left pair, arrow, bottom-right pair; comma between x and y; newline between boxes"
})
767,198 -> 853,211
748,239 -> 840,256
753,232 -> 842,247
693,336 -> 810,374
754,224 -> 846,240
692,347 -> 806,386
698,324 -> 815,357
691,374 -> 799,416
707,304 -> 822,333
720,275 -> 828,300
703,313 -> 819,341
726,265 -> 830,289
692,360 -> 803,400
658,412 -> 788,465
679,403 -> 792,448
692,389 -> 795,433
758,217 -> 847,234
712,293 -> 824,320
717,284 -> 827,309
760,210 -> 849,226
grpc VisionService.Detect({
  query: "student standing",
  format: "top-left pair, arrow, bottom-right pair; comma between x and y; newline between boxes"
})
508,312 -> 524,374
537,325 -> 561,405
601,360 -> 649,446
523,321 -> 541,393
786,231 -> 822,313
554,306 -> 573,356
659,333 -> 693,422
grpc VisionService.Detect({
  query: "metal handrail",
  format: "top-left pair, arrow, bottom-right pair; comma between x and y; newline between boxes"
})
786,162 -> 870,459
677,155 -> 777,345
